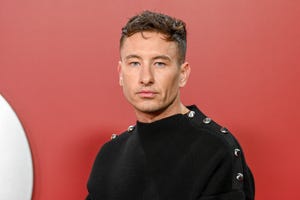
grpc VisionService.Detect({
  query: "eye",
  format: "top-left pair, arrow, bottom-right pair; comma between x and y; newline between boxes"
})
129,62 -> 140,67
154,62 -> 166,68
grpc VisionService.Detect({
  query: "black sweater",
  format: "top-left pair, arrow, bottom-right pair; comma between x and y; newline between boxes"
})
86,105 -> 255,200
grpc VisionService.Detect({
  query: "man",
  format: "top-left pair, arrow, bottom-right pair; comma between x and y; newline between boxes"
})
86,11 -> 255,200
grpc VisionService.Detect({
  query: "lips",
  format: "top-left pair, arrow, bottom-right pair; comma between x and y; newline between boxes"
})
137,90 -> 158,98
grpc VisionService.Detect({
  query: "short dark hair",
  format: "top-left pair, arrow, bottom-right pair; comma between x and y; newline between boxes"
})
120,10 -> 187,64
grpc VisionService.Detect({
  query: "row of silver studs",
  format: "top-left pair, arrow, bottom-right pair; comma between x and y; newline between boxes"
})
111,125 -> 135,140
202,115 -> 244,182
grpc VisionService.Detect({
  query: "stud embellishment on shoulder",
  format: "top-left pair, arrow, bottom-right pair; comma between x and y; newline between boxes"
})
234,148 -> 241,157
203,117 -> 212,124
188,111 -> 195,118
236,173 -> 244,181
127,125 -> 135,132
220,127 -> 229,134
111,134 -> 118,140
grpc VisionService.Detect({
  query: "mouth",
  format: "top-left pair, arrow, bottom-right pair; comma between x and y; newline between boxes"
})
137,90 -> 158,98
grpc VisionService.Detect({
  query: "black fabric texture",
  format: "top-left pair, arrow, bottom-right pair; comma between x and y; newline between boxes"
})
86,105 -> 255,200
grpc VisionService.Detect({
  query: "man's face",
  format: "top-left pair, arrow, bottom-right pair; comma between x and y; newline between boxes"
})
118,31 -> 190,118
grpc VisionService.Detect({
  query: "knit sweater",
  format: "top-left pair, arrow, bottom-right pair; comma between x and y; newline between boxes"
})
86,105 -> 255,200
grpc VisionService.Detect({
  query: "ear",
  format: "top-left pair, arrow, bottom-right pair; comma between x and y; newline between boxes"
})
118,61 -> 123,86
179,62 -> 190,87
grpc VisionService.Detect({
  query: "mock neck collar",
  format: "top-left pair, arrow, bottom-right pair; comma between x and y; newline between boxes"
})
135,105 -> 201,136
137,113 -> 183,135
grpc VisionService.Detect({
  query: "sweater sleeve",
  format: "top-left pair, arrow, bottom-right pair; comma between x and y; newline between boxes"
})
195,142 -> 254,200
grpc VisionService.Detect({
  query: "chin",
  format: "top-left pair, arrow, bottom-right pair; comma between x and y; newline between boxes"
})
133,102 -> 169,115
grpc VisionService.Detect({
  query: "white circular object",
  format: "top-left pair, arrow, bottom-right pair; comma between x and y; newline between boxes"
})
0,94 -> 33,200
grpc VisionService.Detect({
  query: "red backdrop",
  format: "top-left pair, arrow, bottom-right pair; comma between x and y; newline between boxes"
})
1,0 -> 299,199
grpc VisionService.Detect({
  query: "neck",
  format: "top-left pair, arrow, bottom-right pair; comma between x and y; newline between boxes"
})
135,102 -> 189,123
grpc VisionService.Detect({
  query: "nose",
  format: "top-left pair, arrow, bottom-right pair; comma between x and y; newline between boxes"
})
139,65 -> 154,86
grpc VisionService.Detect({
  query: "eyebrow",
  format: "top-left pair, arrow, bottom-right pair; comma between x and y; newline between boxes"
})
152,55 -> 171,62
123,55 -> 172,62
124,55 -> 142,61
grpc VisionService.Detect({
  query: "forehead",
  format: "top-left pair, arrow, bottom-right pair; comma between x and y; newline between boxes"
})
120,31 -> 179,59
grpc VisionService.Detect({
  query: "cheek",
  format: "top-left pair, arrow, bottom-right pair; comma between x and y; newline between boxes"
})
121,76 -> 136,97
122,79 -> 131,93
159,74 -> 180,95
121,83 -> 133,103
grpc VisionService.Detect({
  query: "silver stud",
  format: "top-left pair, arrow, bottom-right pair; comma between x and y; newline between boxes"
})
111,134 -> 117,140
236,173 -> 244,181
220,127 -> 229,134
127,125 -> 135,132
234,148 -> 241,157
203,117 -> 212,124
188,111 -> 195,118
